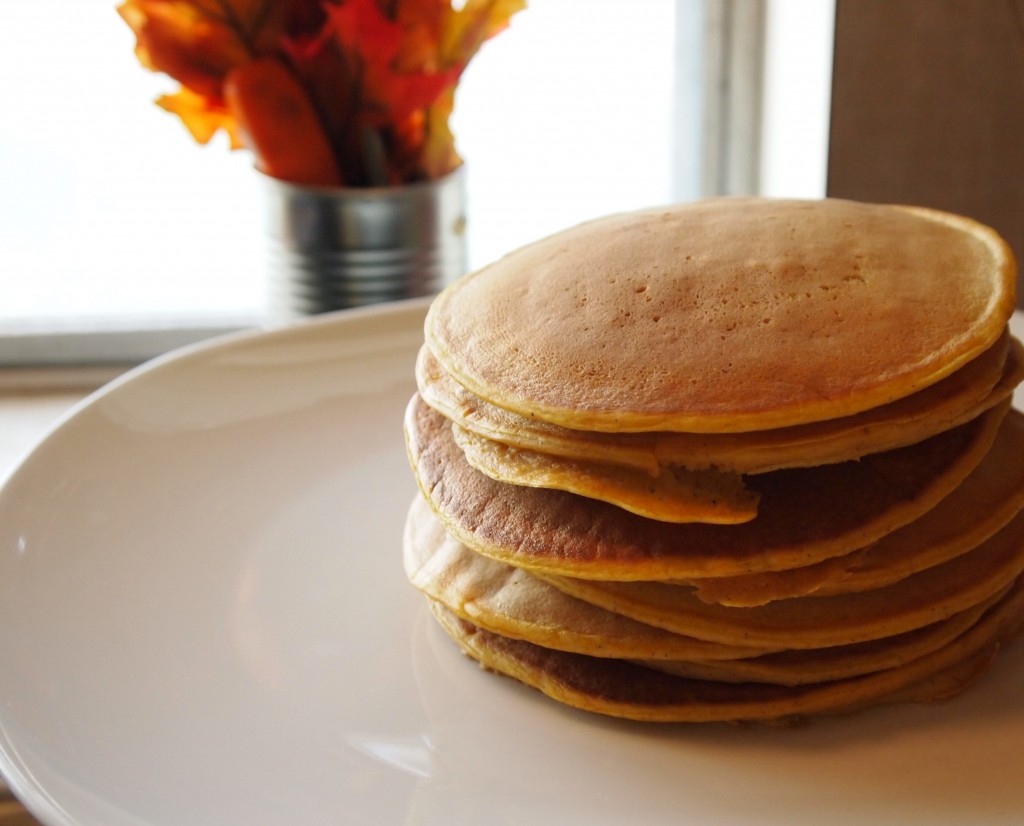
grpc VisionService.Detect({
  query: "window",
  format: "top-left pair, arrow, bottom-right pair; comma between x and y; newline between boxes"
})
0,0 -> 833,366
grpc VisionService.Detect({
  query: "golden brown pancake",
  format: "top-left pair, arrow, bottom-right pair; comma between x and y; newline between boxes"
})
685,409 -> 1024,605
536,506 -> 1024,649
418,334 -> 1023,475
408,198 -> 1023,723
405,492 -> 1007,684
639,591 -> 1004,686
452,423 -> 759,524
403,494 -> 772,661
425,199 -> 1016,434
429,574 -> 1024,723
405,392 -> 1008,579
449,338 -> 1019,523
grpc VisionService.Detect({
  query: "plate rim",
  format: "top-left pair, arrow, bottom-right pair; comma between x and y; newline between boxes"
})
0,298 -> 431,494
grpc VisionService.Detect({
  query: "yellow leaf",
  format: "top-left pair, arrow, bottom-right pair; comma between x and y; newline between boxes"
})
421,87 -> 460,178
157,87 -> 243,147
440,0 -> 526,67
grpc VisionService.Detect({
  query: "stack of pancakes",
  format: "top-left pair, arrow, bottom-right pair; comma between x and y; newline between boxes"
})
403,197 -> 1024,723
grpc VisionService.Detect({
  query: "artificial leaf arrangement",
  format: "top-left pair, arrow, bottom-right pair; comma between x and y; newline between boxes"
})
118,0 -> 525,187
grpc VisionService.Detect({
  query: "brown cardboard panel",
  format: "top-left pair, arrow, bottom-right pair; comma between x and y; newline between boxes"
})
828,0 -> 1024,306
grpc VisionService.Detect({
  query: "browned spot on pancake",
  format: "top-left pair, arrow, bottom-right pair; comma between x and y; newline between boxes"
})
403,495 -> 772,661
406,393 -> 1009,579
686,411 -> 1024,605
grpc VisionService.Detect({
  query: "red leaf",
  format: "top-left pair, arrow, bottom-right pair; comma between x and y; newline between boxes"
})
316,0 -> 459,125
224,58 -> 343,185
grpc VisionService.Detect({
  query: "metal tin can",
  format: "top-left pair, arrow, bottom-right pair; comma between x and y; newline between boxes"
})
262,166 -> 467,318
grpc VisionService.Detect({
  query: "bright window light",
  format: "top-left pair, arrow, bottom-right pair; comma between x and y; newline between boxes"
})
0,1 -> 678,340
1,2 -> 263,332
0,0 -> 834,364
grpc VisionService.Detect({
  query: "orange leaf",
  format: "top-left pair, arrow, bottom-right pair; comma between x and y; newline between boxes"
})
120,0 -> 525,184
157,87 -> 243,147
224,58 -> 342,185
118,0 -> 250,100
318,0 -> 459,125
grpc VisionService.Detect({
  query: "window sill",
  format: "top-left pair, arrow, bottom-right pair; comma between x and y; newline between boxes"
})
0,320 -> 255,370
0,796 -> 42,824
0,371 -> 109,485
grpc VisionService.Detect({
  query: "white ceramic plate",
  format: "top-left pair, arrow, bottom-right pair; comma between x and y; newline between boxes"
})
0,300 -> 1023,826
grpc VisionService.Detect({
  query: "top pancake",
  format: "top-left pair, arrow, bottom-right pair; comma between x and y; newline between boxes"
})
425,198 -> 1016,433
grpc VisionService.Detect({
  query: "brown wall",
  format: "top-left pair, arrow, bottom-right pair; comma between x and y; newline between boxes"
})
827,0 -> 1024,307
